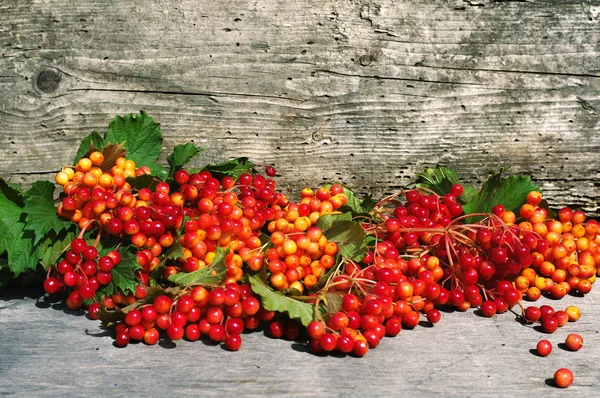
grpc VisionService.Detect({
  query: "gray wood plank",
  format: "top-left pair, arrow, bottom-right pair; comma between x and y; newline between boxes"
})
1,0 -> 599,214
0,285 -> 599,396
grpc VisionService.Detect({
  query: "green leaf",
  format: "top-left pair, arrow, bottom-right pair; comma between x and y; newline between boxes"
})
0,178 -> 24,207
94,235 -> 121,257
316,213 -> 367,261
249,275 -> 315,326
167,246 -> 229,286
101,250 -> 142,296
126,174 -> 159,191
0,189 -> 37,278
203,157 -> 255,180
463,170 -> 540,222
36,228 -> 77,270
148,164 -> 169,179
322,292 -> 344,317
74,131 -> 106,163
316,212 -> 352,231
339,186 -> 375,216
167,241 -> 186,262
22,181 -> 71,244
149,239 -> 186,287
167,143 -> 205,178
105,111 -> 163,169
416,166 -> 475,204
321,220 -> 367,262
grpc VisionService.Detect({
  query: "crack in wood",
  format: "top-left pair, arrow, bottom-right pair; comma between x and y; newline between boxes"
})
576,96 -> 597,112
414,63 -> 599,79
463,0 -> 485,7
66,88 -> 304,102
315,69 -> 487,86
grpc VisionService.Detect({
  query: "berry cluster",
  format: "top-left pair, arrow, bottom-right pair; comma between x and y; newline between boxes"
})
111,283 -> 265,350
43,151 -> 599,385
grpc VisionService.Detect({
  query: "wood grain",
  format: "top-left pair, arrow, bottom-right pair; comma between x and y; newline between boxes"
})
1,0 -> 599,214
1,285 -> 599,396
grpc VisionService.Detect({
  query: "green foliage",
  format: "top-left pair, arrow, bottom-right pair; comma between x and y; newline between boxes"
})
22,181 -> 71,244
74,131 -> 106,163
35,228 -> 77,270
416,166 -> 476,203
99,250 -> 142,296
318,214 -> 367,262
0,179 -> 24,206
126,174 -> 158,191
0,186 -> 36,278
167,246 -> 229,286
150,238 -> 187,287
167,143 -> 205,178
316,212 -> 352,230
463,169 -> 540,221
249,275 -> 315,326
203,157 -> 255,180
339,186 -> 376,216
105,111 -> 163,171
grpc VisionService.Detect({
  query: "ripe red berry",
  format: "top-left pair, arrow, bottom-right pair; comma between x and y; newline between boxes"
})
564,333 -> 583,351
480,300 -> 497,317
43,277 -> 60,294
115,332 -> 130,347
553,368 -> 574,388
265,166 -> 277,177
541,316 -> 558,334
536,340 -> 552,357
319,333 -> 337,352
225,334 -> 243,351
450,183 -> 464,197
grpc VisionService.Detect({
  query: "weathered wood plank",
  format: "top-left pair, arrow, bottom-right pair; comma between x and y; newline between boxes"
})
1,285 -> 599,396
1,0 -> 599,214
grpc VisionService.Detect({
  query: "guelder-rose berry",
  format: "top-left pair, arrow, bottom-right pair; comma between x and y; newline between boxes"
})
554,368 -> 574,388
564,333 -> 583,351
536,340 -> 552,357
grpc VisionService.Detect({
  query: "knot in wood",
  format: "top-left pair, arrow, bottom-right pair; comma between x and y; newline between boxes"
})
36,69 -> 61,93
359,54 -> 373,66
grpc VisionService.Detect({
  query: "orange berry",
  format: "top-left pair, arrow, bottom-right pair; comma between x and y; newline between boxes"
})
89,151 -> 104,165
76,157 -> 93,172
55,171 -> 70,186
526,191 -> 542,206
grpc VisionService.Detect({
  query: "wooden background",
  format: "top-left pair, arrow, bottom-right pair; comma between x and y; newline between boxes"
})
1,0 -> 599,214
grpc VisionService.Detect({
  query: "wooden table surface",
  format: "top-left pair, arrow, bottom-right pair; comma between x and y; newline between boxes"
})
1,284 -> 598,397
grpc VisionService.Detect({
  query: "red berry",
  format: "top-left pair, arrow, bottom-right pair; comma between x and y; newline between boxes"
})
553,368 -> 574,388
319,333 -> 337,352
450,183 -> 464,197
564,333 -> 583,351
480,301 -> 497,317
166,325 -> 185,341
265,166 -> 277,177
115,332 -> 130,347
536,340 -> 552,357
541,316 -> 558,334
43,277 -> 60,294
225,334 -> 243,351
